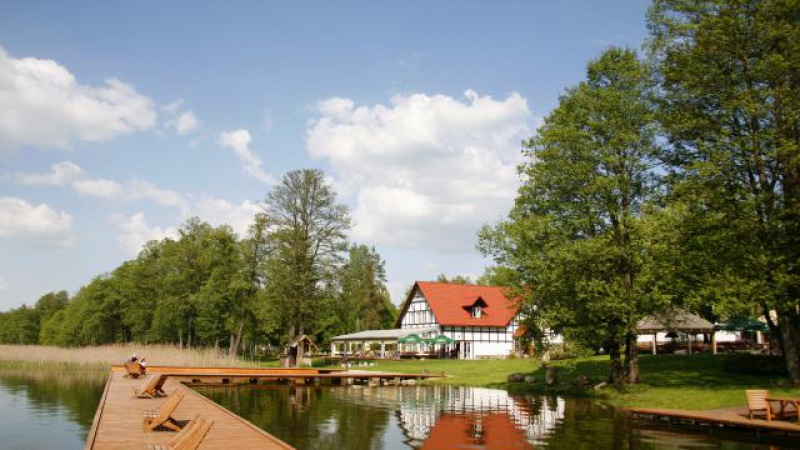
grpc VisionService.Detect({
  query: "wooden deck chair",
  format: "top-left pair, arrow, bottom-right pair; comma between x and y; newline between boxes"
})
136,374 -> 168,398
125,362 -> 145,379
143,391 -> 185,432
745,389 -> 776,420
147,415 -> 213,450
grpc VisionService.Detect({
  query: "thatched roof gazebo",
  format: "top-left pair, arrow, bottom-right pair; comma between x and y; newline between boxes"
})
637,310 -> 715,355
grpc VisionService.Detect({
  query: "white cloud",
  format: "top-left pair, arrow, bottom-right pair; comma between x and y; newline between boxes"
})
127,179 -> 188,211
307,90 -> 532,253
162,100 -> 200,135
9,161 -> 84,185
218,129 -> 275,184
0,46 -> 156,150
0,197 -> 74,248
114,212 -> 178,256
191,197 -> 261,236
72,178 -> 123,198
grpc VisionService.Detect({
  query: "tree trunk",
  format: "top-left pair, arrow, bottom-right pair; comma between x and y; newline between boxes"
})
624,332 -> 640,384
232,320 -> 245,358
608,342 -> 625,387
778,307 -> 800,386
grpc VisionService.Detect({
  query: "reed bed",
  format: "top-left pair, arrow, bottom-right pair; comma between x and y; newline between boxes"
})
0,343 -> 258,370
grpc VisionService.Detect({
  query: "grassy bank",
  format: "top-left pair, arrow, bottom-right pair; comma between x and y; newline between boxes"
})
322,354 -> 800,410
0,344 -> 257,369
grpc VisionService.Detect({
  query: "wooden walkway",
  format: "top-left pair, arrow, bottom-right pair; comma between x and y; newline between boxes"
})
629,407 -> 800,438
86,366 -> 442,450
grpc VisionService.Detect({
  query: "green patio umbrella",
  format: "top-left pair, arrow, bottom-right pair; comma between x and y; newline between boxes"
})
398,334 -> 424,344
431,335 -> 455,344
715,316 -> 768,332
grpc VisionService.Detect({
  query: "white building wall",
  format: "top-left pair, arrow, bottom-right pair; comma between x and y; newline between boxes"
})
636,330 -> 742,344
473,342 -> 514,357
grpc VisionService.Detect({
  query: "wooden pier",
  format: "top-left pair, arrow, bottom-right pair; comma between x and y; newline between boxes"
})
629,407 -> 800,439
86,365 -> 442,450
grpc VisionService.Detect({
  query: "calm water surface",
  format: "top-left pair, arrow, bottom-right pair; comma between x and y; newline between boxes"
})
0,368 -> 105,450
197,384 -> 799,450
1,369 -> 797,450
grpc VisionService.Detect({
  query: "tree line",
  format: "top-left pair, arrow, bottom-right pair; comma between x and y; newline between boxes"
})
480,0 -> 800,385
0,169 -> 397,355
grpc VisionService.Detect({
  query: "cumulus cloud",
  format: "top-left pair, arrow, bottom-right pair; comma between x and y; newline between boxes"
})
191,197 -> 261,236
306,90 -> 532,252
162,100 -> 200,135
218,129 -> 275,184
127,179 -> 188,211
114,212 -> 178,256
0,46 -> 156,150
9,161 -> 84,185
0,197 -> 74,248
72,178 -> 124,198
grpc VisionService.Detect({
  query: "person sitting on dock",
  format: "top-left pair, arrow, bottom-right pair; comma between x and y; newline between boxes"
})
128,353 -> 138,363
139,358 -> 148,374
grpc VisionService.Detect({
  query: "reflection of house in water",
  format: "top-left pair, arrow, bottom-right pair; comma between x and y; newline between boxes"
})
326,386 -> 565,449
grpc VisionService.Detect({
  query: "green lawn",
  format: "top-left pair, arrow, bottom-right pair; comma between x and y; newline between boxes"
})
314,354 -> 800,411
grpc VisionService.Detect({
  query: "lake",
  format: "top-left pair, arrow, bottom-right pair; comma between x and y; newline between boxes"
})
0,368 -> 796,450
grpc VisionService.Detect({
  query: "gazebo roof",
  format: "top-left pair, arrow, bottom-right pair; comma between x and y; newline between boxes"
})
637,310 -> 714,333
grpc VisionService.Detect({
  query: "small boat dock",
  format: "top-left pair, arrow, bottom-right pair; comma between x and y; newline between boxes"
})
85,365 -> 442,450
629,407 -> 800,439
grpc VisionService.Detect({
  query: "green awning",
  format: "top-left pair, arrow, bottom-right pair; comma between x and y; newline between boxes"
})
715,316 -> 768,332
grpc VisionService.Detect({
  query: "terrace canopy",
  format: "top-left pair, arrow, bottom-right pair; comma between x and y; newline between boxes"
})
330,327 -> 437,358
637,310 -> 715,355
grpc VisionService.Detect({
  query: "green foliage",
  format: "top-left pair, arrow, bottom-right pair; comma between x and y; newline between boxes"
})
480,48 -> 665,385
649,0 -> 800,383
2,169 -> 393,353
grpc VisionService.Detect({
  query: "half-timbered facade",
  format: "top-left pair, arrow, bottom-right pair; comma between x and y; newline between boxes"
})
397,281 -> 522,359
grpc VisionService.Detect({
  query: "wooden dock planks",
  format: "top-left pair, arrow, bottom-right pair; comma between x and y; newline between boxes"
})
87,366 -> 441,450
85,370 -> 293,450
629,407 -> 800,436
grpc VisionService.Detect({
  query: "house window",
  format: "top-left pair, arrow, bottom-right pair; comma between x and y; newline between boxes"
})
472,306 -> 482,318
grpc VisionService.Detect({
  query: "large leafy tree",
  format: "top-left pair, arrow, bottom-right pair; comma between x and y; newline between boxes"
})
338,244 -> 396,333
480,48 -> 663,385
261,169 -> 351,342
649,0 -> 800,384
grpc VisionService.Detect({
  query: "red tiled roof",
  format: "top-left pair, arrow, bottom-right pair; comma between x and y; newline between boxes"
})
399,281 -> 519,327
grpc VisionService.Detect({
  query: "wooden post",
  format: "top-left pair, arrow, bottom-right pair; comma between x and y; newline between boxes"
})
331,342 -> 336,356
652,333 -> 658,355
380,341 -> 385,359
711,331 -> 717,355
687,333 -> 693,354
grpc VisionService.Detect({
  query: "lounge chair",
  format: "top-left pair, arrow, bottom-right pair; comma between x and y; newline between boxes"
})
143,392 -> 185,432
745,389 -> 777,420
125,362 -> 145,379
136,374 -> 168,398
147,415 -> 213,450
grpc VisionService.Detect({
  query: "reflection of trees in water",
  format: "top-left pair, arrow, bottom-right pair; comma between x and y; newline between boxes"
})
198,385 -> 393,450
0,367 -> 107,432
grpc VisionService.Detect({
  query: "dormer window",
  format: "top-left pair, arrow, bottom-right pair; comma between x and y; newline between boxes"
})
464,297 -> 488,319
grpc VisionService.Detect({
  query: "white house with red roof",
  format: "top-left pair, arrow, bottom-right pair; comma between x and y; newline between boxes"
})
330,281 -> 523,359
397,281 -> 523,358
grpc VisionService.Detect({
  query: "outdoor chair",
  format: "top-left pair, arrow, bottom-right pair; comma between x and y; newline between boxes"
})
143,391 -> 185,432
745,389 -> 777,420
146,415 -> 213,450
125,362 -> 145,379
135,374 -> 168,398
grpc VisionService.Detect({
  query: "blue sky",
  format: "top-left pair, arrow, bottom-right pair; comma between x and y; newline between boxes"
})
0,1 -> 650,310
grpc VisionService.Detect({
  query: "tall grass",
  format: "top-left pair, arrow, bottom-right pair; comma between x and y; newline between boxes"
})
0,343 -> 258,370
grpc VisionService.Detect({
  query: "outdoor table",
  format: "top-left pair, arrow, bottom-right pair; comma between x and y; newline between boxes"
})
766,396 -> 800,422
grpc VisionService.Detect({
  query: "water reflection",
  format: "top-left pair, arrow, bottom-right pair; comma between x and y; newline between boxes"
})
198,384 -> 793,450
0,367 -> 106,450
